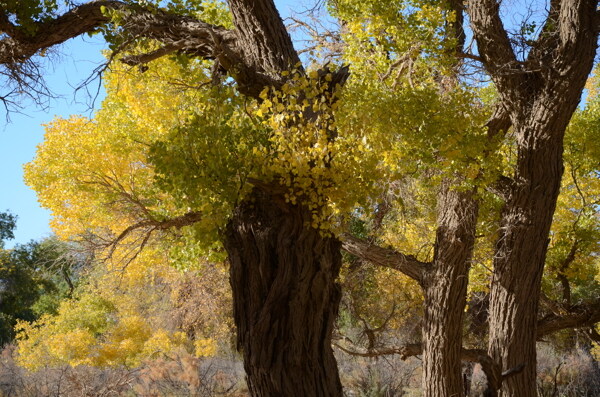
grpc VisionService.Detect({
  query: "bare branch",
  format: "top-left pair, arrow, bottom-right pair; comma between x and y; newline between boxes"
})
537,298 -> 600,338
0,0 -> 298,100
458,51 -> 483,63
120,43 -> 185,66
333,343 -> 419,360
340,233 -> 428,284
101,211 -> 202,264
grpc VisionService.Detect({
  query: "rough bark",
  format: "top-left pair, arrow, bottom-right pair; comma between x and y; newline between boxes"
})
225,188 -> 343,397
466,1 -> 599,395
228,0 -> 300,77
341,184 -> 478,397
487,96 -> 567,397
418,4 -> 482,393
340,234 -> 427,283
422,185 -> 478,397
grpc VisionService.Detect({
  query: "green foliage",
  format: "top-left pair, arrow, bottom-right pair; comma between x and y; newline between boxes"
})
0,249 -> 40,345
0,0 -> 64,35
0,236 -> 83,346
149,84 -> 267,251
0,211 -> 16,248
15,243 -> 231,370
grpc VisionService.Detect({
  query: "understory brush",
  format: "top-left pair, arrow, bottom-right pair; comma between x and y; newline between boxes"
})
1,343 -> 598,396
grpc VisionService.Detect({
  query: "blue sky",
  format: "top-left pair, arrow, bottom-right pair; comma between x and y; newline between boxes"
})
0,1 -> 304,248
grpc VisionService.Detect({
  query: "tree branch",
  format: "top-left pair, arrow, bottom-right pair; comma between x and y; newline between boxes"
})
340,234 -> 428,284
104,211 -> 202,261
336,340 -> 523,397
333,343 -> 420,360
0,1 -> 125,64
465,0 -> 522,95
228,0 -> 300,75
537,298 -> 600,338
0,0 -> 296,99
120,43 -> 186,66
553,0 -> 599,73
485,103 -> 511,139
556,241 -> 578,305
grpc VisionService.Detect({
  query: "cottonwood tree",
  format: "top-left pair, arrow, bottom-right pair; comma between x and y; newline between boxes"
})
11,3 -> 480,395
344,1 -> 600,397
2,1 -> 600,397
6,1 -> 351,395
469,2 -> 598,395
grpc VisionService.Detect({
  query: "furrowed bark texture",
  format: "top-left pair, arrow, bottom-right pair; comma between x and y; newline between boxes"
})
467,1 -> 599,395
228,0 -> 300,77
422,185 -> 478,397
421,5 -> 478,392
487,110 -> 565,397
225,188 -> 343,397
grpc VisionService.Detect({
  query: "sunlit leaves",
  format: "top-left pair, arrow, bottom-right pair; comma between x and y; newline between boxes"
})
15,247 -> 205,370
25,56 -> 211,246
541,73 -> 600,303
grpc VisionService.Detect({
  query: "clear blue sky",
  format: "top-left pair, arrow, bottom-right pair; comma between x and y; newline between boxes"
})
0,1 -> 304,248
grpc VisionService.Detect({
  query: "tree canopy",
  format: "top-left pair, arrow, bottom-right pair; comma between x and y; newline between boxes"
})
1,1 -> 599,396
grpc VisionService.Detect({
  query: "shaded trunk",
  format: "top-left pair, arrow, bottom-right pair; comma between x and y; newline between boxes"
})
463,362 -> 474,396
489,85 -> 587,397
225,188 -> 343,397
422,185 -> 478,397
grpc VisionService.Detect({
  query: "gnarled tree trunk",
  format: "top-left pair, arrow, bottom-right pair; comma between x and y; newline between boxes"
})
225,188 -> 343,397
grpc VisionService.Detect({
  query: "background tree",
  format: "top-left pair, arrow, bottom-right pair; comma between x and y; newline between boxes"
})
15,243 -> 232,370
0,226 -> 87,346
0,212 -> 16,248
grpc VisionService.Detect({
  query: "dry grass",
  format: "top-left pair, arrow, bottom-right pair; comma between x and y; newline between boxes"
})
0,346 -> 247,397
1,342 -> 598,396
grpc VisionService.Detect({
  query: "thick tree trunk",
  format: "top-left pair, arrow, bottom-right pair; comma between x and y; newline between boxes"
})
224,188 -> 343,397
488,86 -> 587,397
422,185 -> 478,397
487,141 -> 561,396
466,3 -> 599,395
